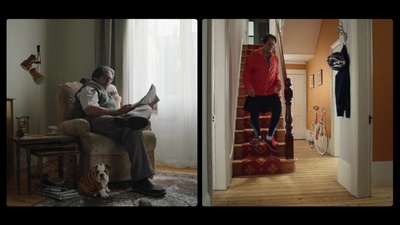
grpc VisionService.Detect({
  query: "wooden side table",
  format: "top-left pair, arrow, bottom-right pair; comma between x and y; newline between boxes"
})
7,134 -> 80,194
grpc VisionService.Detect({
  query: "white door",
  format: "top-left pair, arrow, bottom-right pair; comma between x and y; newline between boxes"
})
286,71 -> 306,139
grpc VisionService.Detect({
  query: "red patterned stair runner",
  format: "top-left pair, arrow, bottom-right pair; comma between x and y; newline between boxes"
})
242,157 -> 281,175
241,113 -> 281,175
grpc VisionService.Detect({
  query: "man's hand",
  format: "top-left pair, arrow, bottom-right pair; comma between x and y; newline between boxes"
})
276,83 -> 282,92
149,103 -> 157,110
246,88 -> 255,97
119,104 -> 135,114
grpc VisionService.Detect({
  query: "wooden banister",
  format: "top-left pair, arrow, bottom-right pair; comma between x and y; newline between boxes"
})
275,19 -> 294,159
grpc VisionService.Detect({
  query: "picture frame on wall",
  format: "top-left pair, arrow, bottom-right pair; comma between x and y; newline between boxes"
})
317,69 -> 323,86
310,74 -> 314,88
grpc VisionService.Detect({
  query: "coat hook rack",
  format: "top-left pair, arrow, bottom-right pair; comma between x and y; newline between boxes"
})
337,20 -> 348,43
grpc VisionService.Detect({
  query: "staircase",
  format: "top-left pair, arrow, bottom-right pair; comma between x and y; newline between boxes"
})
232,44 -> 296,177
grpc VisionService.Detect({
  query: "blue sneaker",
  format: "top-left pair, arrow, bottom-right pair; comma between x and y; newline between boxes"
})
265,138 -> 279,151
249,136 -> 262,145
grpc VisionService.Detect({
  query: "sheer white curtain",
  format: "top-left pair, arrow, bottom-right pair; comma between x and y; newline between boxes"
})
123,19 -> 197,169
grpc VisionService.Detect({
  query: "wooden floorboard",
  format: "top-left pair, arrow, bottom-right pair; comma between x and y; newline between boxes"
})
212,139 -> 393,207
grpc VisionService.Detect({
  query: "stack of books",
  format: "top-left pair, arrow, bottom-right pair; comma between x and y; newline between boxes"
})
37,177 -> 80,200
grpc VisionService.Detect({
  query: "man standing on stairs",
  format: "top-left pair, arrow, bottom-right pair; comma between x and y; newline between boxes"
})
243,34 -> 282,151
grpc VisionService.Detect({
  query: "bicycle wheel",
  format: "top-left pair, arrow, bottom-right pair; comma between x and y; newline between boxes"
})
314,122 -> 328,155
308,120 -> 316,148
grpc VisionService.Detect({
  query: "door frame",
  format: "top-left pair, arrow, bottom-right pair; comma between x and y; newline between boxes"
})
286,70 -> 306,140
330,39 -> 341,157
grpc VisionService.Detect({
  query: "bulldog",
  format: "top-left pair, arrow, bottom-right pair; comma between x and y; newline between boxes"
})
77,163 -> 111,198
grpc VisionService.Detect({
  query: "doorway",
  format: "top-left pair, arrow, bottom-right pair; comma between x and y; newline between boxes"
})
286,70 -> 306,140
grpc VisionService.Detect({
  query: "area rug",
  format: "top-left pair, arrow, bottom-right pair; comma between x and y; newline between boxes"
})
34,172 -> 197,207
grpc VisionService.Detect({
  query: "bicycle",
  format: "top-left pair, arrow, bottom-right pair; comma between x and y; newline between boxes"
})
308,106 -> 329,155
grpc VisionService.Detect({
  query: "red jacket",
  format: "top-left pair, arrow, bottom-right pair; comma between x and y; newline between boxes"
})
243,48 -> 281,96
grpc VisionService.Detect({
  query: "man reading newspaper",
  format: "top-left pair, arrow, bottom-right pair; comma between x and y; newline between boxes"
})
73,66 -> 165,197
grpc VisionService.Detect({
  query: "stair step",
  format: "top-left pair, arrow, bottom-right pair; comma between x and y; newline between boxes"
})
239,87 -> 246,95
235,116 -> 284,130
237,106 -> 278,117
238,95 -> 246,106
234,128 -> 285,144
247,118 -> 284,130
232,158 -> 297,177
234,143 -> 286,160
237,106 -> 245,117
235,118 -> 244,130
243,128 -> 285,142
242,142 -> 281,157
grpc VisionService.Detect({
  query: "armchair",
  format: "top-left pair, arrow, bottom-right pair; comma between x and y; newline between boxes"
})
57,81 -> 156,183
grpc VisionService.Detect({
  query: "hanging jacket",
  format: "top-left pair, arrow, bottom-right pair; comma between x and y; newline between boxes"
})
335,45 -> 351,118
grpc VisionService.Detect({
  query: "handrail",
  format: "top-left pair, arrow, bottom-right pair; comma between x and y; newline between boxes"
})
275,19 -> 287,83
309,107 -> 331,125
274,19 -> 294,160
309,107 -> 331,114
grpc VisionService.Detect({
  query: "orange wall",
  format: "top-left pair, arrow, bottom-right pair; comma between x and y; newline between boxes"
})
306,19 -> 339,138
372,19 -> 393,161
305,19 -> 393,162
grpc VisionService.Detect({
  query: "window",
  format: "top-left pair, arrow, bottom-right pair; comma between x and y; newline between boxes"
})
125,19 -> 198,168
248,21 -> 254,44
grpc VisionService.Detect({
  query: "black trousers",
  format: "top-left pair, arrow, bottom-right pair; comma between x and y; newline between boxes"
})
243,93 -> 282,137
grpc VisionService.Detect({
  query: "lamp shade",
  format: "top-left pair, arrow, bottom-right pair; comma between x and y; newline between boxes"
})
20,54 -> 36,71
20,46 -> 44,85
29,68 -> 44,85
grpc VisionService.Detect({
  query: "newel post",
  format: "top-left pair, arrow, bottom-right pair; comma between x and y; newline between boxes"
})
284,77 -> 294,159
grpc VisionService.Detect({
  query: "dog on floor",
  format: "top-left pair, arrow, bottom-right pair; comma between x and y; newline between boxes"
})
77,163 -> 111,198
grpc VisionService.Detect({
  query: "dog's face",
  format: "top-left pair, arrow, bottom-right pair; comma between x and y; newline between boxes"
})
94,163 -> 110,185
78,163 -> 112,198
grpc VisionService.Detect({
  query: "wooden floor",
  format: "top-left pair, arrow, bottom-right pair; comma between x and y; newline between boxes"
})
6,162 -> 197,207
212,140 -> 393,206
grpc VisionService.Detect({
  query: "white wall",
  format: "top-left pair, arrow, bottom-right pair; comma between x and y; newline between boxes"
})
212,19 -> 230,190
202,19 -> 212,206
211,19 -> 247,190
228,20 -> 248,159
44,19 -> 96,126
7,19 -> 47,136
7,19 -> 96,168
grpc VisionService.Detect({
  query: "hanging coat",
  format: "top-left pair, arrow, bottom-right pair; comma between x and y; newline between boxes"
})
335,45 -> 351,118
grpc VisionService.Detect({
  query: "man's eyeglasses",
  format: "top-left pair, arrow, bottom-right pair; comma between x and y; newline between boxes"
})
103,75 -> 114,82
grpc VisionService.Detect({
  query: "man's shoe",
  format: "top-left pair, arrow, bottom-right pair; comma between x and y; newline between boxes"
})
114,115 -> 149,130
271,137 -> 278,146
249,136 -> 263,145
131,178 -> 166,197
265,139 -> 279,151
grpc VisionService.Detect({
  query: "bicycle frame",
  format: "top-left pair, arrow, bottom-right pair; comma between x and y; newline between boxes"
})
308,106 -> 320,148
309,106 -> 329,155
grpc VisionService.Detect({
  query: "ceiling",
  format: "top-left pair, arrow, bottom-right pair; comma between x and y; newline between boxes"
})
280,19 -> 322,64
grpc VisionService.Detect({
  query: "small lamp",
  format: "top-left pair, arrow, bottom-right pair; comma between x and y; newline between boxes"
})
20,45 -> 44,85
20,54 -> 36,71
19,45 -> 44,135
